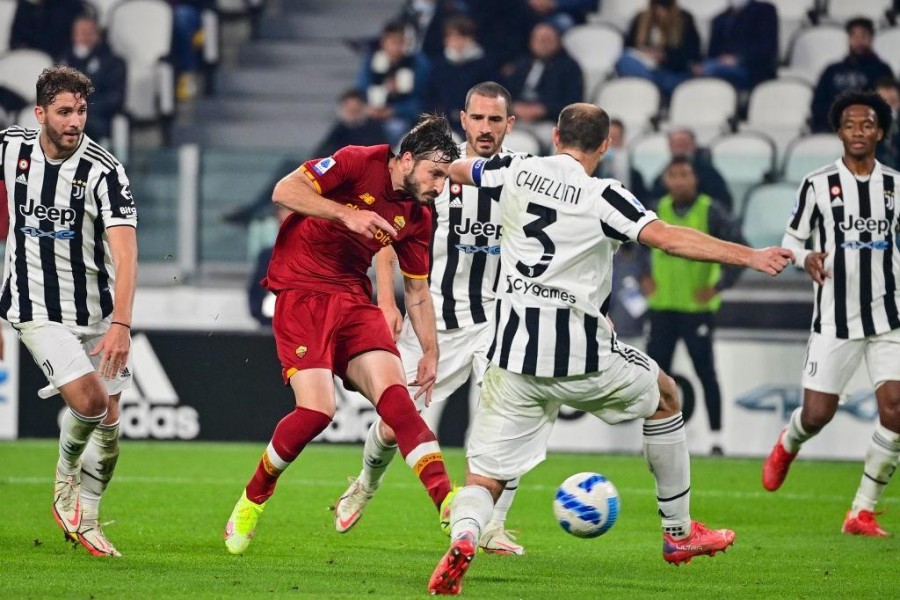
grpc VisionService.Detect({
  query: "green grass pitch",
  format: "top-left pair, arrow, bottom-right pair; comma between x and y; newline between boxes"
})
1,440 -> 898,598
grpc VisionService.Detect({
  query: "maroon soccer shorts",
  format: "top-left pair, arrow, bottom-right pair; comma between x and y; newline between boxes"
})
272,288 -> 400,386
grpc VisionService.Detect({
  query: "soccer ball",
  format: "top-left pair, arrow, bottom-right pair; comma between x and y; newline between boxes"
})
553,472 -> 620,538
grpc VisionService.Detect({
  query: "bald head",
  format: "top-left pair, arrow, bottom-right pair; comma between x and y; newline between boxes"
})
557,103 -> 610,152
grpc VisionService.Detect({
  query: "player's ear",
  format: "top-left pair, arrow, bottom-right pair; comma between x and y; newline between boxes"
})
34,105 -> 45,125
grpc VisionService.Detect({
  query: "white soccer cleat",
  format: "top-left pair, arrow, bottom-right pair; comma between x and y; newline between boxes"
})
333,476 -> 376,533
52,466 -> 82,540
479,524 -> 525,555
77,517 -> 122,557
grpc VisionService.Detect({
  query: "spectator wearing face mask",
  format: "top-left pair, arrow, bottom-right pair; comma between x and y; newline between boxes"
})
57,13 -> 126,143
423,15 -> 498,133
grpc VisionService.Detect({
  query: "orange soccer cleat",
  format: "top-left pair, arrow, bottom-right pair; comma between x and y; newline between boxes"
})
663,521 -> 735,565
762,430 -> 798,492
841,510 -> 891,537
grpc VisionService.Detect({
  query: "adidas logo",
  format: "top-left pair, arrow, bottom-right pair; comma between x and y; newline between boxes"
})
831,196 -> 843,206
449,197 -> 463,208
15,174 -> 27,185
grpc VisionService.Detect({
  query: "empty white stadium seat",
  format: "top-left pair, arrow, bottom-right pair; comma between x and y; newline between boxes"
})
588,0 -> 640,33
739,78 -> 813,158
562,23 -> 623,99
710,132 -> 776,215
630,131 -> 670,184
874,27 -> 900,78
594,77 -> 660,142
779,26 -> 848,85
107,0 -> 174,125
665,77 -> 737,145
0,50 -> 54,103
502,128 -> 543,156
782,134 -> 844,183
766,0 -> 816,59
825,0 -> 892,24
0,0 -> 17,53
741,182 -> 798,248
85,0 -> 124,27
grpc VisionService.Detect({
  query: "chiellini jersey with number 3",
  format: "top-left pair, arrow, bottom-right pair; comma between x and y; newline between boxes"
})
786,158 -> 900,340
0,126 -> 137,326
471,153 -> 658,377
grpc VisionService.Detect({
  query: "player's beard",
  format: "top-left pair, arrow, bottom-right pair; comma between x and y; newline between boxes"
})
403,171 -> 438,205
470,133 -> 500,158
45,123 -> 82,156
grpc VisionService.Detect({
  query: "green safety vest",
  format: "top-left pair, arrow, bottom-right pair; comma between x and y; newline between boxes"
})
649,194 -> 721,313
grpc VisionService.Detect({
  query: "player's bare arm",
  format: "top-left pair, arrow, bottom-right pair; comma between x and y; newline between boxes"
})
273,169 -> 398,239
374,246 -> 403,340
403,276 -> 439,405
448,158 -> 479,186
91,225 -> 137,380
639,220 -> 795,276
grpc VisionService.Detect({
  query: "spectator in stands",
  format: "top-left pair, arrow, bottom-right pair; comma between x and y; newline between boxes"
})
595,118 -> 648,202
357,19 -> 431,144
696,0 -> 777,90
524,0 -> 598,33
58,14 -> 126,143
504,21 -> 582,144
876,77 -> 900,169
314,89 -> 389,158
642,156 -> 747,455
169,0 -> 214,101
811,18 -> 894,133
615,0 -> 701,97
10,0 -> 85,59
397,0 -> 467,59
651,128 -> 733,211
423,15 -> 497,134
248,204 -> 292,327
466,1 -> 534,77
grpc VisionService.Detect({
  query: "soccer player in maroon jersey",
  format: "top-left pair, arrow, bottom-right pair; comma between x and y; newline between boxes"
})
224,115 -> 461,555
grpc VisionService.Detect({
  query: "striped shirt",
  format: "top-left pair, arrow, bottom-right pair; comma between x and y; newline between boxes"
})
787,158 -> 900,340
0,126 -> 137,326
430,142 -> 510,330
471,153 -> 658,377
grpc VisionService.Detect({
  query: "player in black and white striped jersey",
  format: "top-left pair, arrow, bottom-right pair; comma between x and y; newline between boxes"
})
0,66 -> 137,556
763,90 -> 900,537
428,103 -> 795,593
334,82 -> 528,555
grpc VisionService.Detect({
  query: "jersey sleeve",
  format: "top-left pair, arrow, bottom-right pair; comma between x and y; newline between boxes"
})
596,182 -> 657,242
98,163 -> 137,228
300,146 -> 365,196
471,153 -> 524,201
395,206 -> 432,279
785,178 -> 817,241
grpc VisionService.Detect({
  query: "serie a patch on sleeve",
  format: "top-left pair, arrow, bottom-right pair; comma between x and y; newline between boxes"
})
312,156 -> 336,175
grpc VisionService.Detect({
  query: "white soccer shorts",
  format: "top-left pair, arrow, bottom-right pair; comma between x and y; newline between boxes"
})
15,318 -> 133,398
467,343 -> 661,481
802,328 -> 900,395
396,316 -> 493,411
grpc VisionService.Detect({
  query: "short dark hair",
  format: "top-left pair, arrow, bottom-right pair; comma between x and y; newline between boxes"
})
557,103 -> 609,152
846,17 -> 875,36
398,113 -> 460,163
874,76 -> 900,92
464,81 -> 512,117
382,19 -> 406,37
339,88 -> 366,103
444,14 -> 477,38
36,65 -> 94,108
665,155 -> 695,173
828,89 -> 893,133
610,118 -> 625,131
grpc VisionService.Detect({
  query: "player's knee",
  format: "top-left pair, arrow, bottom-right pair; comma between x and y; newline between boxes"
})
464,473 -> 505,502
377,419 -> 398,445
800,406 -> 833,433
656,371 -> 681,414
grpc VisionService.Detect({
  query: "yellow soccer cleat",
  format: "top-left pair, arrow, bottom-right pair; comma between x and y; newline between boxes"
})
439,486 -> 460,535
224,490 -> 266,555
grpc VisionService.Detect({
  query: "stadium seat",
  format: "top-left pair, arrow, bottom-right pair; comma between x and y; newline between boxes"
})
0,0 -> 17,53
630,131 -> 670,185
874,27 -> 900,78
0,49 -> 54,104
709,132 -> 776,215
824,0 -> 892,25
738,78 -> 813,159
782,133 -> 844,183
84,0 -> 123,27
740,182 -> 798,248
779,25 -> 848,85
107,0 -> 174,136
677,0 -> 729,53
665,77 -> 737,146
766,0 -> 816,60
561,23 -> 623,99
594,77 -> 660,142
587,0 -> 640,33
502,128 -> 543,156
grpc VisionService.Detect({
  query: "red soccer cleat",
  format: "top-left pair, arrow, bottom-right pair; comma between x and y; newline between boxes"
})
841,510 -> 891,537
762,430 -> 798,491
663,521 -> 735,565
428,538 -> 476,595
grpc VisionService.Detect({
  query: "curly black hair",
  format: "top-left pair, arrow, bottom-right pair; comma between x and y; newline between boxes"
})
828,89 -> 893,134
36,66 -> 94,108
398,113 -> 460,164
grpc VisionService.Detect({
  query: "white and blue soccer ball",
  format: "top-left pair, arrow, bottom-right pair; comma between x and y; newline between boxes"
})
553,472 -> 620,538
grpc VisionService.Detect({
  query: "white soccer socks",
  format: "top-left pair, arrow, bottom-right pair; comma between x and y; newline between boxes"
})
643,413 -> 692,539
450,485 -> 494,543
59,407 -> 106,476
358,418 -> 398,490
80,421 -> 121,518
851,423 -> 900,514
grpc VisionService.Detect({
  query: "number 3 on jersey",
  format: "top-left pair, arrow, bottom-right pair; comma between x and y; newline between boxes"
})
516,203 -> 557,278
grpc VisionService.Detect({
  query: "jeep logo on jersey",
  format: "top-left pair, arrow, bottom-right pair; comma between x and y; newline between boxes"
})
454,218 -> 502,239
839,214 -> 891,234
19,199 -> 77,224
